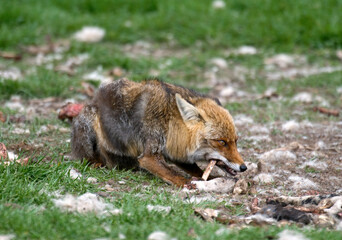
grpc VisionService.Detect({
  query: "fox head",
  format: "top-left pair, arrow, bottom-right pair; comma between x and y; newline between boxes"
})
175,94 -> 247,175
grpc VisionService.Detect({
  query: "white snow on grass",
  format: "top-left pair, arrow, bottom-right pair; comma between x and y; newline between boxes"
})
68,168 -> 82,180
87,177 -> 98,183
265,54 -> 297,68
289,175 -> 318,190
210,58 -> 228,68
292,92 -> 313,103
7,152 -> 18,161
212,0 -> 226,9
147,231 -> 176,240
253,173 -> 274,183
277,230 -> 310,240
259,149 -> 297,162
0,67 -> 22,80
234,114 -> 254,126
234,46 -> 257,55
53,192 -> 122,215
147,205 -> 171,214
249,125 -> 270,134
4,101 -> 25,112
282,120 -> 300,132
301,160 -> 328,171
0,234 -> 16,240
73,26 -> 105,43
12,128 -> 30,135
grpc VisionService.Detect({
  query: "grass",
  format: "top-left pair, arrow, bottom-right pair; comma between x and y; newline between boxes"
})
1,0 -> 342,239
0,161 -> 339,240
1,0 -> 342,50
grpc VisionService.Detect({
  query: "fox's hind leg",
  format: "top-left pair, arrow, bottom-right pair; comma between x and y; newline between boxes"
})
99,147 -> 139,170
71,105 -> 104,166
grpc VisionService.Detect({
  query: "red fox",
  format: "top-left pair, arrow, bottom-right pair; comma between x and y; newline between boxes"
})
71,79 -> 247,187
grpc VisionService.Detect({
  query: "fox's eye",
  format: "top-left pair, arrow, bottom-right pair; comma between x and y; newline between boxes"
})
218,140 -> 227,146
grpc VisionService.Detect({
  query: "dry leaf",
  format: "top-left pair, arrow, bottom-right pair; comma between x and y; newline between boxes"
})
0,51 -> 22,61
313,107 -> 339,117
0,143 -> 7,159
81,82 -> 95,98
194,208 -> 220,222
0,111 -> 6,123
108,67 -> 123,77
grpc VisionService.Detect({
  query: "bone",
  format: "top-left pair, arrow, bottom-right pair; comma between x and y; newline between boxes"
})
202,160 -> 217,181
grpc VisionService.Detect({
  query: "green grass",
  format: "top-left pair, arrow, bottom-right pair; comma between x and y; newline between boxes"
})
1,0 -> 342,50
0,161 -> 340,240
1,0 -> 342,239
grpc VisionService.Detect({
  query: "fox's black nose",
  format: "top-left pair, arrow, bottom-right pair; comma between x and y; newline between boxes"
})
240,164 -> 247,172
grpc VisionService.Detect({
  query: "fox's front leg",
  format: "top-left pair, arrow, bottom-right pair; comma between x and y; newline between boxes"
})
138,154 -> 189,187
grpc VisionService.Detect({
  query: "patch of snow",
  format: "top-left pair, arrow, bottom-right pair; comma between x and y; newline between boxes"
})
147,205 -> 171,214
315,140 -> 326,150
277,230 -> 310,240
289,175 -> 317,190
282,120 -> 300,132
337,86 -> 342,94
4,101 -> 25,112
83,66 -> 111,82
245,135 -> 271,144
35,53 -> 63,65
53,192 -> 122,215
74,26 -> 105,43
212,0 -> 226,9
301,160 -> 328,171
292,92 -> 313,103
245,162 -> 258,172
234,114 -> 254,126
210,58 -> 228,69
87,177 -> 98,183
215,228 -> 230,236
0,234 -> 16,240
12,128 -> 30,135
64,54 -> 89,66
300,120 -> 314,128
118,233 -> 126,239
265,54 -> 296,68
0,67 -> 22,80
267,66 -> 342,81
314,95 -> 330,107
235,46 -> 257,55
147,231 -> 175,240
68,168 -> 82,180
219,86 -> 235,97
249,125 -> 270,134
259,150 -> 296,162
253,173 -> 274,183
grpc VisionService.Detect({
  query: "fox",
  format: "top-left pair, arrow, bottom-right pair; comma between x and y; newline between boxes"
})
71,78 -> 247,187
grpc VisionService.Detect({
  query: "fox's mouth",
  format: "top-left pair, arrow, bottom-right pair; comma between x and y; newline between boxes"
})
215,160 -> 237,176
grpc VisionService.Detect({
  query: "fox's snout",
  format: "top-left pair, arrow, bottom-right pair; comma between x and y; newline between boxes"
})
239,164 -> 247,172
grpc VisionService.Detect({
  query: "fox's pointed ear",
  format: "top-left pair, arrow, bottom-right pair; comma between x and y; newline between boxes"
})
175,94 -> 201,122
